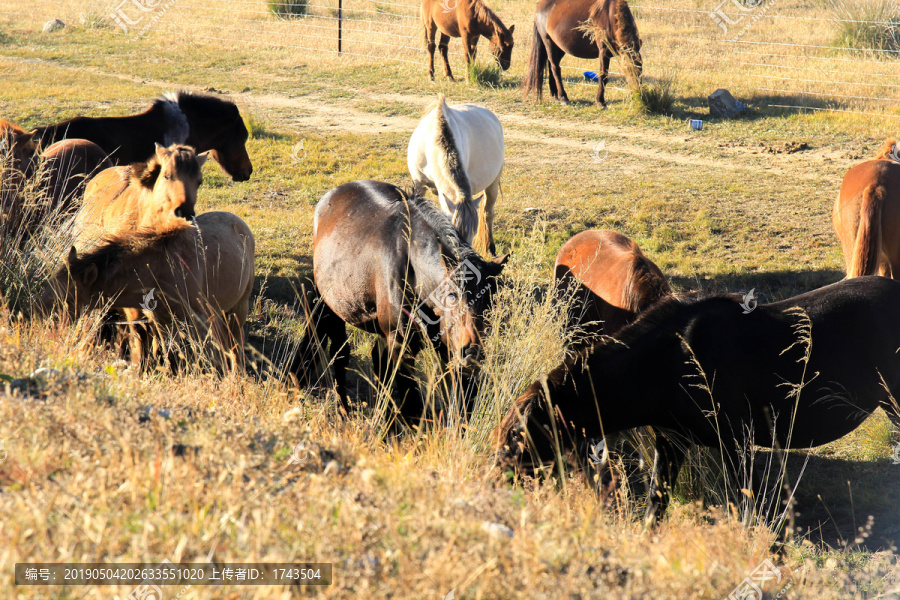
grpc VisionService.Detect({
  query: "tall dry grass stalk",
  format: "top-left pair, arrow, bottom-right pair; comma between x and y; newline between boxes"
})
827,0 -> 900,55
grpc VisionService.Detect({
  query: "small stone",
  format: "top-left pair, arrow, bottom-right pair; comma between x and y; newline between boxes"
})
43,19 -> 65,33
708,89 -> 747,118
481,521 -> 514,539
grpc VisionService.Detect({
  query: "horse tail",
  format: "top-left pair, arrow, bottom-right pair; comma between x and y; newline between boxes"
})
521,22 -> 546,101
430,95 -> 476,242
849,184 -> 884,278
473,193 -> 491,256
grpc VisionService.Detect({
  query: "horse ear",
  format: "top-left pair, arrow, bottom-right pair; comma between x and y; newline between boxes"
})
195,151 -> 210,168
154,142 -> 168,161
67,246 -> 78,266
508,24 -> 515,35
82,264 -> 98,288
492,253 -> 510,268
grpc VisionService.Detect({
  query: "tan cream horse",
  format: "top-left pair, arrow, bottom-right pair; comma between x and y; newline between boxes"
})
39,211 -> 255,373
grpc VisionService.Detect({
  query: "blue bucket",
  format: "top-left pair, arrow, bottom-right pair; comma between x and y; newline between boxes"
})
689,119 -> 703,131
583,71 -> 599,82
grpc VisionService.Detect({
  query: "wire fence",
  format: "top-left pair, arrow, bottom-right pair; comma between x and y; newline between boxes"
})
0,0 -> 899,118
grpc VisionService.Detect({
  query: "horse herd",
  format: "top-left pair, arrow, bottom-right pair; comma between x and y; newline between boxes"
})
2,83 -> 900,525
422,0 -> 642,107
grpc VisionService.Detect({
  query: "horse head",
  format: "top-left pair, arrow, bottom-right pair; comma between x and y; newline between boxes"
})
491,377 -> 562,472
621,39 -> 643,89
207,110 -> 253,182
141,143 -> 207,221
0,120 -> 38,177
491,24 -> 515,71
38,246 -> 100,320
430,252 -> 508,369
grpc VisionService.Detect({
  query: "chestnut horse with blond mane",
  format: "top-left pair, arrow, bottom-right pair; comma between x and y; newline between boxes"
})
522,0 -> 642,106
834,138 -> 900,278
421,0 -> 514,82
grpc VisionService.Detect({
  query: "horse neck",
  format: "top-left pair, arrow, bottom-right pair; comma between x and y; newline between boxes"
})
548,330 -> 678,438
408,227 -> 455,298
471,0 -> 504,39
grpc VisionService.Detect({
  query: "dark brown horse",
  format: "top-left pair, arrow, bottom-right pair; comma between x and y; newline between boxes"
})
493,277 -> 900,525
555,229 -> 670,348
40,139 -> 113,213
833,138 -> 900,278
296,180 -> 507,424
421,0 -> 515,82
33,91 -> 252,181
522,0 -> 642,106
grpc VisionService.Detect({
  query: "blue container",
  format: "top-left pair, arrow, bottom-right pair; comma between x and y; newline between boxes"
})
583,71 -> 599,82
689,119 -> 703,131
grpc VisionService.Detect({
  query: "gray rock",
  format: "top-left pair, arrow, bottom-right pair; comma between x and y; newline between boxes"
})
42,19 -> 65,33
708,88 -> 747,118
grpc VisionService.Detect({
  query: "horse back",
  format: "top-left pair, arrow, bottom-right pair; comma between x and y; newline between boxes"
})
555,229 -> 669,335
541,0 -> 605,58
193,211 -> 256,313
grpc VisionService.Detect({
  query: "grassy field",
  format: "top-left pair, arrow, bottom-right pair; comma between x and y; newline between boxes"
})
1,0 -> 900,598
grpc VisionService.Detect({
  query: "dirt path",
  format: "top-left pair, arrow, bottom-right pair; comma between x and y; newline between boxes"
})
2,54 -> 853,182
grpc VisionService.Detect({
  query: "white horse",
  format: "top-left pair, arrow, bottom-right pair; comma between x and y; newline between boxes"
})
407,94 -> 504,256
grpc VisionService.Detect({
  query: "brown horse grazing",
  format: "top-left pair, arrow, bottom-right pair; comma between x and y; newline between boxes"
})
493,277 -> 900,526
39,212 -> 255,373
33,91 -> 252,181
522,0 -> 642,106
555,230 -> 670,347
421,0 -> 514,82
75,143 -> 207,250
834,138 -> 900,278
39,139 -> 113,213
297,180 -> 508,423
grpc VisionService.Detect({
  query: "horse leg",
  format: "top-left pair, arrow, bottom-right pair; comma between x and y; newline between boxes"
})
596,46 -> 612,108
643,432 -> 686,527
475,177 -> 499,256
438,33 -> 455,81
462,30 -> 476,81
545,41 -> 569,104
425,22 -> 438,81
326,312 -> 350,409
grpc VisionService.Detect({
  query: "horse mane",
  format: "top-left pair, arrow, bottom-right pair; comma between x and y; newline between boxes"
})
429,95 -> 477,241
623,254 -> 672,314
472,0 -> 510,37
129,144 -> 202,189
402,188 -> 483,269
874,138 -> 900,161
586,0 -> 640,52
165,91 -> 243,123
67,221 -> 194,280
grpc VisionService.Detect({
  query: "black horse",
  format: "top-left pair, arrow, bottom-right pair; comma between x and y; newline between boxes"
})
294,180 -> 508,425
493,276 -> 900,524
33,91 -> 252,181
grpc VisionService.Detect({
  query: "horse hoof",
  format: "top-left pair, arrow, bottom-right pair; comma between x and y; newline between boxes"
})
558,98 -> 570,106
595,102 -> 608,110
